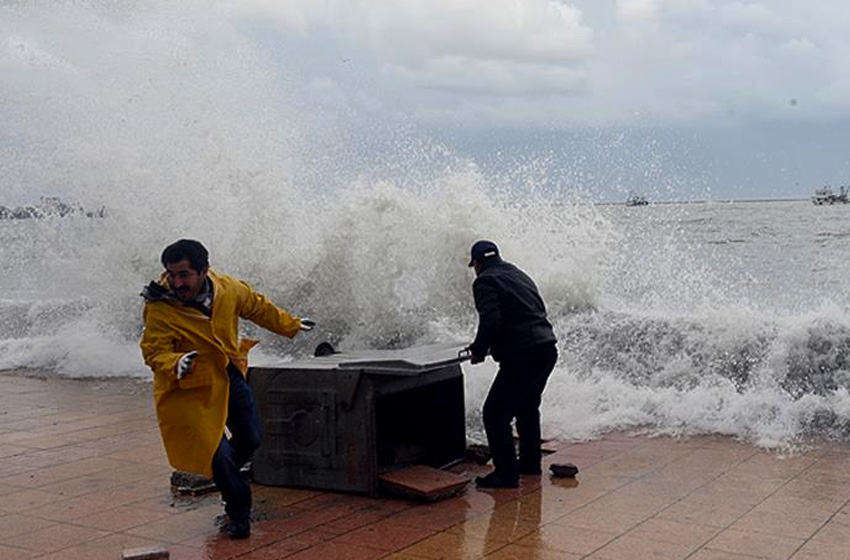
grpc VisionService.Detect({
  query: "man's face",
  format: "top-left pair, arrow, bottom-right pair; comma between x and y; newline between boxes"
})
165,259 -> 207,302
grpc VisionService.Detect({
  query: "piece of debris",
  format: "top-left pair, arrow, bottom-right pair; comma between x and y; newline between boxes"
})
378,465 -> 469,501
549,463 -> 579,478
121,545 -> 170,559
170,470 -> 217,496
314,342 -> 338,356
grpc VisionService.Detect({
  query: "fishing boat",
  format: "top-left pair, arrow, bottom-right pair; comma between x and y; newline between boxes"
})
811,186 -> 849,205
625,193 -> 649,207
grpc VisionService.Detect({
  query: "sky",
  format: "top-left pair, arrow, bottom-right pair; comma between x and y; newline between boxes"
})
2,0 -> 850,202
241,0 -> 844,128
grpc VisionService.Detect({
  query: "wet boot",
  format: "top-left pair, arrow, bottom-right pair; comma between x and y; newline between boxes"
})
475,471 -> 519,489
228,517 -> 250,539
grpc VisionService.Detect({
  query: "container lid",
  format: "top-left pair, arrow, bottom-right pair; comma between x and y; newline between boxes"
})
257,342 -> 469,376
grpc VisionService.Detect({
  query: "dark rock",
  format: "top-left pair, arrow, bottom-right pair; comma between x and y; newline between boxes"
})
549,463 -> 579,478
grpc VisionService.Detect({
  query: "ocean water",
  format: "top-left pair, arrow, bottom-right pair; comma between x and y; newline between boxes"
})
554,201 -> 850,448
4,199 -> 850,451
4,1 -> 850,450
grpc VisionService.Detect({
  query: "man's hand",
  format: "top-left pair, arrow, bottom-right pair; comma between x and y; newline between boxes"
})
176,351 -> 198,380
299,318 -> 316,332
460,346 -> 485,364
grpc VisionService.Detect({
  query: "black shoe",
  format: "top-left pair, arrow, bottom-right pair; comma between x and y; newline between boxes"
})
475,471 -> 519,489
228,519 -> 251,539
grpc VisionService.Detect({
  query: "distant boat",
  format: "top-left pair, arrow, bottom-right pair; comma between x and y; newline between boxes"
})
625,193 -> 649,207
812,185 -> 849,205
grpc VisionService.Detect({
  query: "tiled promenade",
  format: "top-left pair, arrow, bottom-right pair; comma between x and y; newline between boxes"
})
0,372 -> 849,560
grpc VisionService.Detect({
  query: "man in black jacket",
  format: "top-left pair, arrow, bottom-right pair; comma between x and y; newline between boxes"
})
466,240 -> 558,489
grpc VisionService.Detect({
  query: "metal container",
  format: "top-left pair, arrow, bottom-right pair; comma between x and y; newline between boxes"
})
249,342 -> 467,495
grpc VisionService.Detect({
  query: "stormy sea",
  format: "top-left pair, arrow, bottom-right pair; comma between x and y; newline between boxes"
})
3,1 -> 850,451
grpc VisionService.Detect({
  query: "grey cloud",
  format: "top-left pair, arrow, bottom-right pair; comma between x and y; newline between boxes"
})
234,0 -> 594,101
228,0 -> 850,128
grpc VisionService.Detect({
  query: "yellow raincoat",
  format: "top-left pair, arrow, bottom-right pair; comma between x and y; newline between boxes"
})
140,269 -> 301,477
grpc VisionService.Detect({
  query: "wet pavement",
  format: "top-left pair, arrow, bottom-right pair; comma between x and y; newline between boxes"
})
0,372 -> 848,559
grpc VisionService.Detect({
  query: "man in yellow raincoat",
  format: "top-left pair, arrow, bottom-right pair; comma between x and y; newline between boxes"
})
140,239 -> 314,539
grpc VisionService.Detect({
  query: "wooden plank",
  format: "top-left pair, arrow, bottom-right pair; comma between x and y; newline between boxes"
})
379,465 -> 469,501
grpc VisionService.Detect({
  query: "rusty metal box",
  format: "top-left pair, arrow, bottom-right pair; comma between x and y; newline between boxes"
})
249,343 -> 467,495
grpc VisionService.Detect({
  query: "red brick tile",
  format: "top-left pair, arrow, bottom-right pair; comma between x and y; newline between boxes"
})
0,544 -> 37,559
319,508 -> 396,534
25,495 -> 118,523
488,543 -> 582,560
0,489 -> 64,513
333,519 -> 438,551
422,489 -> 498,514
0,513 -> 57,539
3,522 -> 110,553
397,530 -> 502,559
285,540 -> 387,560
238,530 -> 336,559
392,506 -> 468,531
34,474 -> 122,499
593,534 -> 694,560
126,511 -> 217,544
26,534 -> 172,560
194,532 -> 268,559
513,525 -> 618,556
76,504 -> 177,532
0,444 -> 32,459
705,529 -> 805,560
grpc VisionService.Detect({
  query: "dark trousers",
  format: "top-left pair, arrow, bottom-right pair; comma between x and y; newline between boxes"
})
211,365 -> 262,523
483,342 -> 557,478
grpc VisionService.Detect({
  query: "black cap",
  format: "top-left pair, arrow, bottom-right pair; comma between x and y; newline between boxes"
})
468,240 -> 500,267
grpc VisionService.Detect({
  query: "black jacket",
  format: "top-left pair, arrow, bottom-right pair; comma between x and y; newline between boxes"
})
469,259 -> 556,362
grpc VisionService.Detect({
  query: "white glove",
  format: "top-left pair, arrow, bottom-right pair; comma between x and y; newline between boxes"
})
299,318 -> 316,332
176,351 -> 198,380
